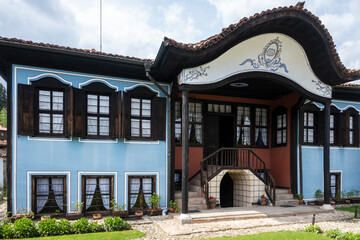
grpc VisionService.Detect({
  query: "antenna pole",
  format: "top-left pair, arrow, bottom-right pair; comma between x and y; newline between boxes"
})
100,0 -> 102,52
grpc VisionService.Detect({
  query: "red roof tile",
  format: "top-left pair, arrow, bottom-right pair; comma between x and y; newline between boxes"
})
163,2 -> 360,78
0,36 -> 154,63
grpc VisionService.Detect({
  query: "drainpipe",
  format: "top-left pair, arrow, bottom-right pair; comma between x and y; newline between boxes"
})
144,63 -> 172,207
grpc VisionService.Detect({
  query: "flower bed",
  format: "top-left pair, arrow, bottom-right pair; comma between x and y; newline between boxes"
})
0,216 -> 131,239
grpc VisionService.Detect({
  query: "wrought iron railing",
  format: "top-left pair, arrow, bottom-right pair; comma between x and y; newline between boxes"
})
200,148 -> 276,206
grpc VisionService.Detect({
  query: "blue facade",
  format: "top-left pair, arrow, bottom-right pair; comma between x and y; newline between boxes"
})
12,65 -> 171,214
301,101 -> 360,200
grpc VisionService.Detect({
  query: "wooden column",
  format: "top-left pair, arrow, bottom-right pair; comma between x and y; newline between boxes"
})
323,101 -> 330,204
181,90 -> 189,214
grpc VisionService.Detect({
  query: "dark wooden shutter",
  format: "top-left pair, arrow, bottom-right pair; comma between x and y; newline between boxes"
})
64,86 -> 73,137
122,91 -> 131,139
73,88 -> 86,137
339,113 -> 348,146
112,91 -> 122,139
152,96 -> 167,141
18,84 -> 35,136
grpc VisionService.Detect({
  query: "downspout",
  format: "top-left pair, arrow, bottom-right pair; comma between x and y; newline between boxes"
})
144,62 -> 171,207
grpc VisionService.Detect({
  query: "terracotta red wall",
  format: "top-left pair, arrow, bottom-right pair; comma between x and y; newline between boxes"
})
174,92 -> 300,186
269,93 -> 300,189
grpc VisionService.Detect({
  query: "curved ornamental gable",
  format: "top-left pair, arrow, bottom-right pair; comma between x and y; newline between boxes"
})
178,33 -> 332,99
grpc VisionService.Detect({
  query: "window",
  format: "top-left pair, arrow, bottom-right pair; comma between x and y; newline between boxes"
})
255,108 -> 268,146
272,106 -> 287,147
236,106 -> 251,146
32,176 -> 66,214
87,94 -> 110,136
349,115 -> 355,145
207,103 -> 232,113
123,87 -> 166,141
82,176 -> 113,212
131,98 -> 151,138
303,112 -> 316,144
128,176 -> 156,212
38,89 -> 64,134
174,101 -> 203,144
339,109 -> 358,146
330,172 -> 341,198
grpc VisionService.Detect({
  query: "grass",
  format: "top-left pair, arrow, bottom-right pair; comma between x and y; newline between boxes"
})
205,231 -> 331,240
335,204 -> 360,218
19,230 -> 145,240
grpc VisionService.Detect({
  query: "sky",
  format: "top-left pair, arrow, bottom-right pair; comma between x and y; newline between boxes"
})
0,0 -> 359,86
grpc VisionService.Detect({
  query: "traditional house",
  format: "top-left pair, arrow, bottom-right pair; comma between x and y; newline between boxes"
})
0,2 -> 360,217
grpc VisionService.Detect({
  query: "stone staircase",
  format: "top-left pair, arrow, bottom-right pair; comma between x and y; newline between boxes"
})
175,178 -> 207,211
275,188 -> 299,205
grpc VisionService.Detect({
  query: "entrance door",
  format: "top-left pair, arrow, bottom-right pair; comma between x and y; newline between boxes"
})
220,173 -> 233,207
204,115 -> 219,157
219,116 -> 234,148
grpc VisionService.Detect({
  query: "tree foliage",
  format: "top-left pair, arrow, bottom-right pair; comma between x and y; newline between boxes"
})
0,83 -> 6,110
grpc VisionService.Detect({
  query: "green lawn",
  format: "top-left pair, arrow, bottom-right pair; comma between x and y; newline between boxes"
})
206,231 -> 331,240
336,205 -> 360,218
19,230 -> 145,240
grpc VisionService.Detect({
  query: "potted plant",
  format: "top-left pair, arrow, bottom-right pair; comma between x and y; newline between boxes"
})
315,189 -> 324,205
260,195 -> 267,206
345,191 -> 352,204
209,196 -> 216,209
66,201 -> 83,220
350,189 -> 360,203
295,194 -> 303,204
41,215 -> 51,221
169,200 -> 178,213
147,192 -> 162,216
110,198 -> 128,218
334,191 -> 346,204
92,213 -> 102,220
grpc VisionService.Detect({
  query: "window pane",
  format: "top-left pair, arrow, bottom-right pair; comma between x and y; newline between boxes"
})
304,112 -> 307,127
237,126 -> 250,145
255,108 -> 267,126
304,129 -> 307,142
131,98 -> 140,116
277,130 -> 282,144
99,117 -> 109,136
213,104 -> 219,113
308,129 -> 314,143
52,114 -> 63,134
175,101 -> 181,120
350,131 -> 353,144
208,104 -> 213,112
87,95 -> 98,114
226,105 -> 232,113
277,115 -> 282,128
39,90 -> 51,110
330,115 -> 334,128
99,95 -> 109,114
195,124 -> 202,144
39,113 -> 51,133
87,116 -> 98,135
142,99 -> 151,117
282,129 -> 286,143
52,91 -> 63,111
219,104 -> 225,113
350,116 -> 354,129
237,106 -> 250,126
308,113 -> 314,127
142,119 -> 151,137
255,128 -> 267,146
282,114 -> 286,127
131,119 -> 140,137
175,123 -> 181,142
330,130 -> 334,144
195,103 -> 202,122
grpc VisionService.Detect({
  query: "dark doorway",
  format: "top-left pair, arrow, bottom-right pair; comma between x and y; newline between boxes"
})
219,116 -> 234,148
220,173 -> 233,207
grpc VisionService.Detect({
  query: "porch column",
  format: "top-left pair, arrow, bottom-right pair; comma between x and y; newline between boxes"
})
323,101 -> 331,206
181,90 -> 189,214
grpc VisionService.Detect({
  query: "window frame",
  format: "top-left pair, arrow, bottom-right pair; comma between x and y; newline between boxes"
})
236,104 -> 269,148
81,175 -> 114,213
130,97 -> 152,139
272,106 -> 287,147
31,175 -> 67,215
127,175 -> 156,213
329,107 -> 340,146
341,108 -> 359,147
330,172 -> 341,199
85,92 -> 112,138
174,100 -> 204,146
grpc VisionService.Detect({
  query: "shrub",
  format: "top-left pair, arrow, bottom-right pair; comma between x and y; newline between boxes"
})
104,217 -> 131,232
337,231 -> 360,240
13,217 -> 38,238
89,221 -> 105,233
304,224 -> 323,234
38,218 -> 59,236
71,218 -> 90,234
57,219 -> 72,235
326,228 -> 342,238
1,223 -> 13,239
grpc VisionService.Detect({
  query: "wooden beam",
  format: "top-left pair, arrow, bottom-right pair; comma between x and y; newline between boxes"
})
181,90 -> 189,214
323,101 -> 331,204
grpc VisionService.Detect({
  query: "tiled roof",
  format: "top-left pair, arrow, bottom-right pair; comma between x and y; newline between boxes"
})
163,2 -> 360,78
0,36 -> 154,62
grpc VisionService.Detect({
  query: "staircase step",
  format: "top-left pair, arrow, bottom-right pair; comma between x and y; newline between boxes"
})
276,193 -> 294,200
190,179 -> 201,186
178,203 -> 208,211
176,197 -> 206,205
276,199 -> 300,205
189,185 -> 201,192
175,191 -> 201,199
276,188 -> 290,194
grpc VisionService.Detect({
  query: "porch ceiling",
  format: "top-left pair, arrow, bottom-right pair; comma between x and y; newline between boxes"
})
193,78 -> 292,100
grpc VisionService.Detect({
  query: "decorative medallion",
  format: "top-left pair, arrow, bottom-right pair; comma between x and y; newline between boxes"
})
312,79 -> 332,97
239,37 -> 289,73
184,66 -> 210,82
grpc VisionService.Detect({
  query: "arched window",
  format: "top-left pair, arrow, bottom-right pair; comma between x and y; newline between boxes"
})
340,108 -> 359,146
